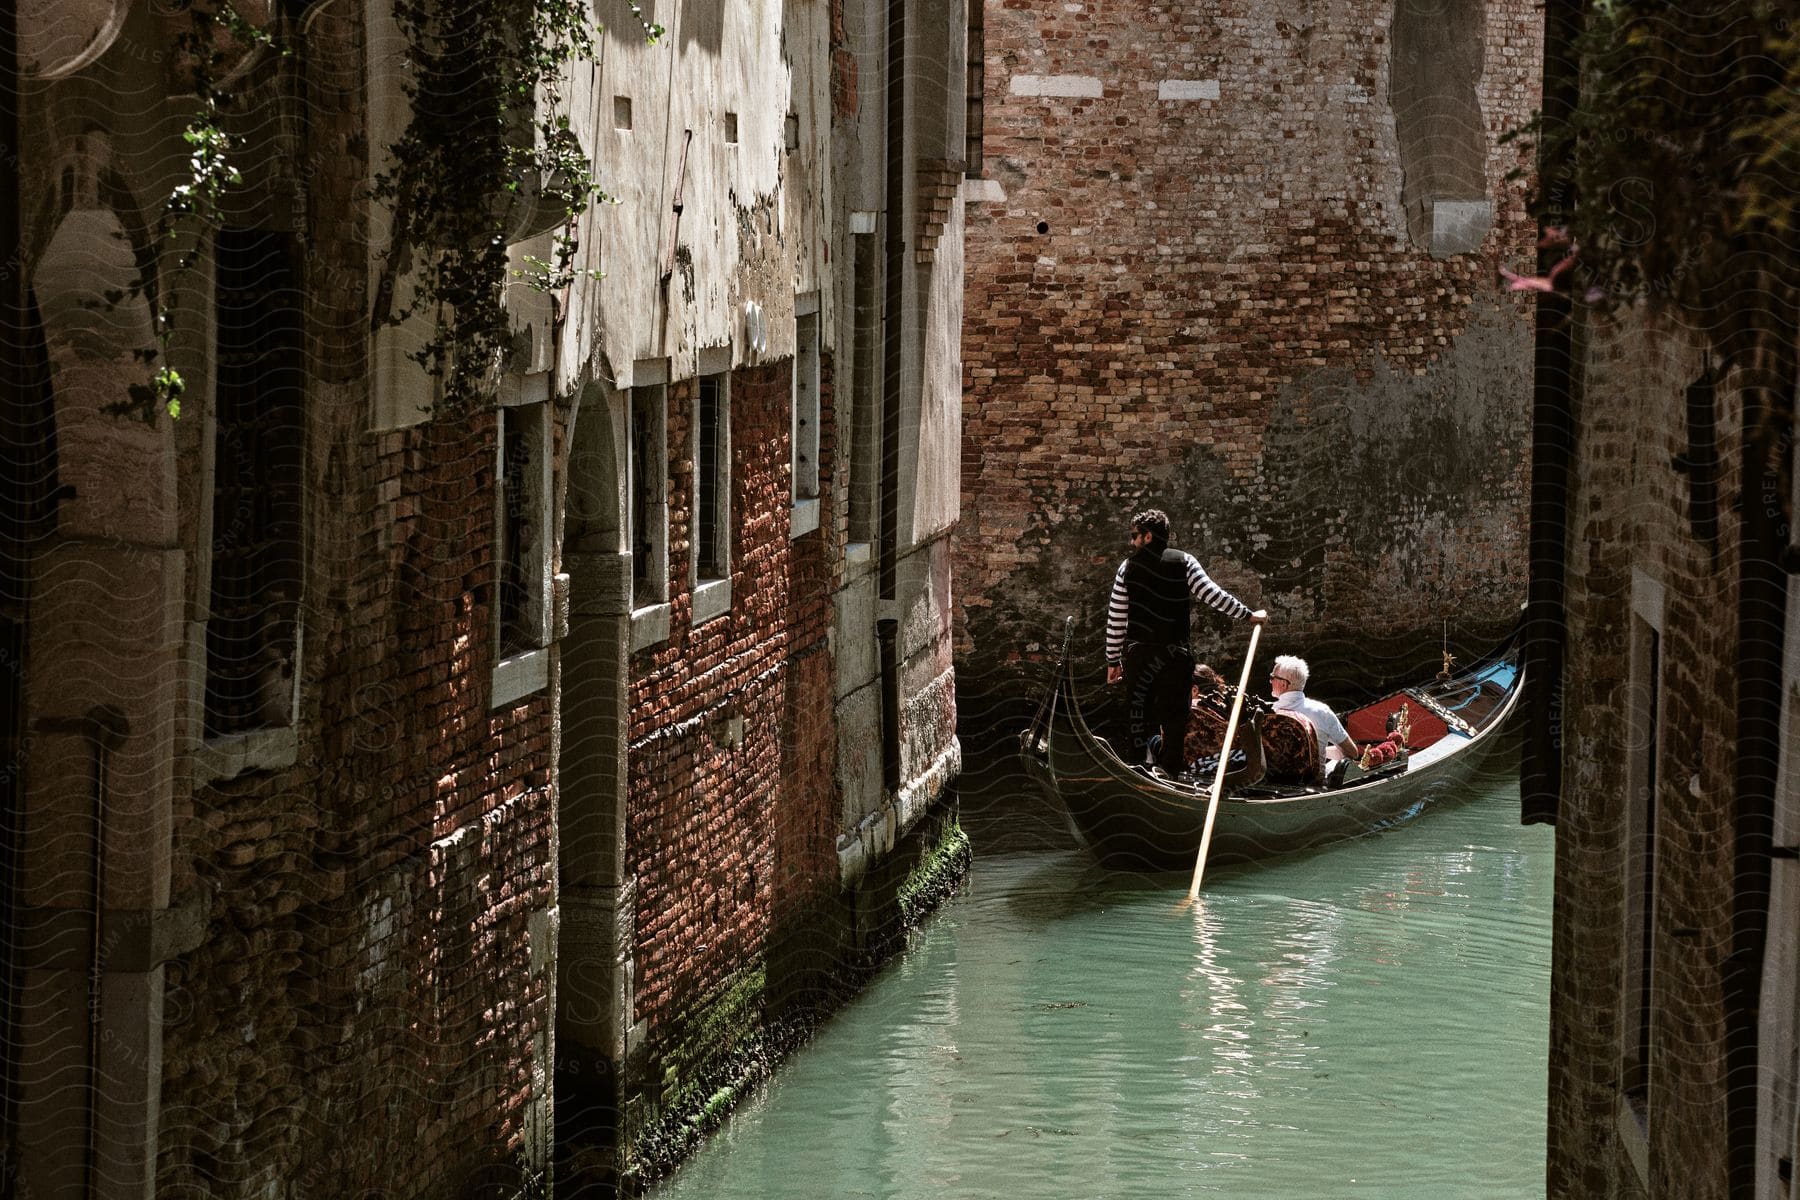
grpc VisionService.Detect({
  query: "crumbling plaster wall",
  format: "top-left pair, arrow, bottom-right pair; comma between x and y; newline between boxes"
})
588,0 -> 831,388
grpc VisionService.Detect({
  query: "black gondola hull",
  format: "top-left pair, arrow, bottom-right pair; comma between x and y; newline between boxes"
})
1020,622 -> 1525,871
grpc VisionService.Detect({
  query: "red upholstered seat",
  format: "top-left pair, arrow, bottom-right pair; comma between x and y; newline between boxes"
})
1344,693 -> 1450,752
1183,695 -> 1238,763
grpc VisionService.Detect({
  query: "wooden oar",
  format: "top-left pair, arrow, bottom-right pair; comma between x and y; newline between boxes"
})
1186,621 -> 1264,900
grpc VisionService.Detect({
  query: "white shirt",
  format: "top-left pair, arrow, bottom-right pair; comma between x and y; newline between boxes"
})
1272,690 -> 1350,759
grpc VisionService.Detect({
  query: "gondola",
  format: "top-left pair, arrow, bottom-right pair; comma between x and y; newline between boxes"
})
1019,616 -> 1525,870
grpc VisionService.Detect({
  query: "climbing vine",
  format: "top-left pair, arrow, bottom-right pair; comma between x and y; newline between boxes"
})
122,0 -> 662,422
372,0 -> 662,415
1505,0 -> 1799,364
116,0 -> 282,422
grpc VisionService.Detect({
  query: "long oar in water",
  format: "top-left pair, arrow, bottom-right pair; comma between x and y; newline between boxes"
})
1186,621 -> 1263,900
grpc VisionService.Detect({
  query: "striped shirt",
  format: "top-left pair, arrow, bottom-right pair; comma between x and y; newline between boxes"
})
1105,551 -> 1251,664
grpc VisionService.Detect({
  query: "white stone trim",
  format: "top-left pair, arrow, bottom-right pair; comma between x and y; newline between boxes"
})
1616,1094 -> 1650,1189
629,602 -> 671,651
498,370 -> 551,408
1631,567 -> 1666,630
789,498 -> 821,539
631,357 -> 669,388
843,540 -> 873,581
696,344 -> 731,376
835,736 -> 962,888
691,579 -> 731,627
491,647 -> 550,708
1157,79 -> 1220,101
1011,74 -> 1103,99
963,178 -> 1006,205
193,725 -> 298,787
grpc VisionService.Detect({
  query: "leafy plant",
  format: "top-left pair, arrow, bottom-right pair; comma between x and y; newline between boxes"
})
372,0 -> 663,415
1506,0 -> 1799,364
115,0 -> 280,422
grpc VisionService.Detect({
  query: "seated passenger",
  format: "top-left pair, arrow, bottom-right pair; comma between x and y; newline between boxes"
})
1181,664 -> 1232,766
1267,654 -> 1361,768
1181,663 -> 1310,783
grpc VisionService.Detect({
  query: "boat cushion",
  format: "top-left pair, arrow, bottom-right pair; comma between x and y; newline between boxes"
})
1344,693 -> 1451,751
1260,711 -> 1322,783
1182,695 -> 1236,762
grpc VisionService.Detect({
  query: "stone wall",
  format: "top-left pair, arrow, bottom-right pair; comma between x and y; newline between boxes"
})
8,1 -> 971,1194
11,3 -> 562,1194
621,359 -> 840,1123
156,420 -> 560,1198
1545,314 -> 1759,1197
956,0 -> 1541,744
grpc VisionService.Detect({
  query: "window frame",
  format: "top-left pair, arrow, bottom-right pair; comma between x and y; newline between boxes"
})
791,294 -> 821,538
194,227 -> 306,782
491,374 -> 553,707
628,363 -> 674,652
690,353 -> 732,626
1617,567 -> 1665,1184
848,225 -> 880,549
630,378 -> 671,611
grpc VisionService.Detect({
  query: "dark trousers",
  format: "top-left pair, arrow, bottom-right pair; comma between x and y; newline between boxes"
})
1124,641 -> 1194,775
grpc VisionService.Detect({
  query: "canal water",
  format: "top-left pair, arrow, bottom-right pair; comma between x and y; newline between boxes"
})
654,750 -> 1552,1199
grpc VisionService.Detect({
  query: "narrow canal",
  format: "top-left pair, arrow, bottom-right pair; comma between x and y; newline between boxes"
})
654,749 -> 1552,1199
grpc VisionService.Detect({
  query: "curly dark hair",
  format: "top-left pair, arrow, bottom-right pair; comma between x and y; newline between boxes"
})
1130,508 -> 1170,542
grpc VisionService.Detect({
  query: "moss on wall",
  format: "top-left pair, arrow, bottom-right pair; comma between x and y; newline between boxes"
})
622,807 -> 971,1193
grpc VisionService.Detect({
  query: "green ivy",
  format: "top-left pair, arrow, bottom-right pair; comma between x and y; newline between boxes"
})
116,1 -> 281,422
373,0 -> 662,416
1507,1 -> 1798,359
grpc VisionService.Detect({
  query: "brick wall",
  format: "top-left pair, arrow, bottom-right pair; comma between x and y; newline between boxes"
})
625,358 -> 838,1092
957,0 -> 1541,741
1548,317 -> 1746,1197
157,415 -> 560,1199
144,8 -> 560,1192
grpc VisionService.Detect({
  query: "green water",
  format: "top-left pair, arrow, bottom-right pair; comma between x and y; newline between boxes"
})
653,753 -> 1551,1199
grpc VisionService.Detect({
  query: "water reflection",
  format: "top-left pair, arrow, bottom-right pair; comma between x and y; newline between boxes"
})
653,761 -> 1551,1200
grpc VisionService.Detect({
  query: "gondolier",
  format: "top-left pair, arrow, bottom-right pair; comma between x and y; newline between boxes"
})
1104,508 -> 1266,777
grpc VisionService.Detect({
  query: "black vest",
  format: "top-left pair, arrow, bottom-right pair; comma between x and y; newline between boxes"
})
1123,544 -> 1190,646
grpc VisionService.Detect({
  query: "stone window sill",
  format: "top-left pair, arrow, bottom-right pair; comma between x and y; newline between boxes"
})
692,578 -> 731,627
492,646 -> 550,709
1616,1093 -> 1649,1188
843,541 -> 873,581
790,497 -> 820,539
193,725 -> 298,787
630,602 -> 672,652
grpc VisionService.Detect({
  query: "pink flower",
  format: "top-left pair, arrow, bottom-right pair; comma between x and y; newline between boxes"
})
1499,252 -> 1577,294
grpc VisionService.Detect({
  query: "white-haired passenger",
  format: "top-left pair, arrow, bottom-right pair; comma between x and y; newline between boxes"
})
1266,654 -> 1361,763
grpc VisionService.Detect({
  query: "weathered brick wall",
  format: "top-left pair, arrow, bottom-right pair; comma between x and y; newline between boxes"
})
1548,315 -> 1742,1197
157,416 -> 560,1199
957,0 -> 1541,739
625,358 -> 837,1088
148,9 -> 559,1194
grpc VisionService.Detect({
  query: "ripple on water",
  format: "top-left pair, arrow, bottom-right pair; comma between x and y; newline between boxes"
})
653,769 -> 1552,1200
